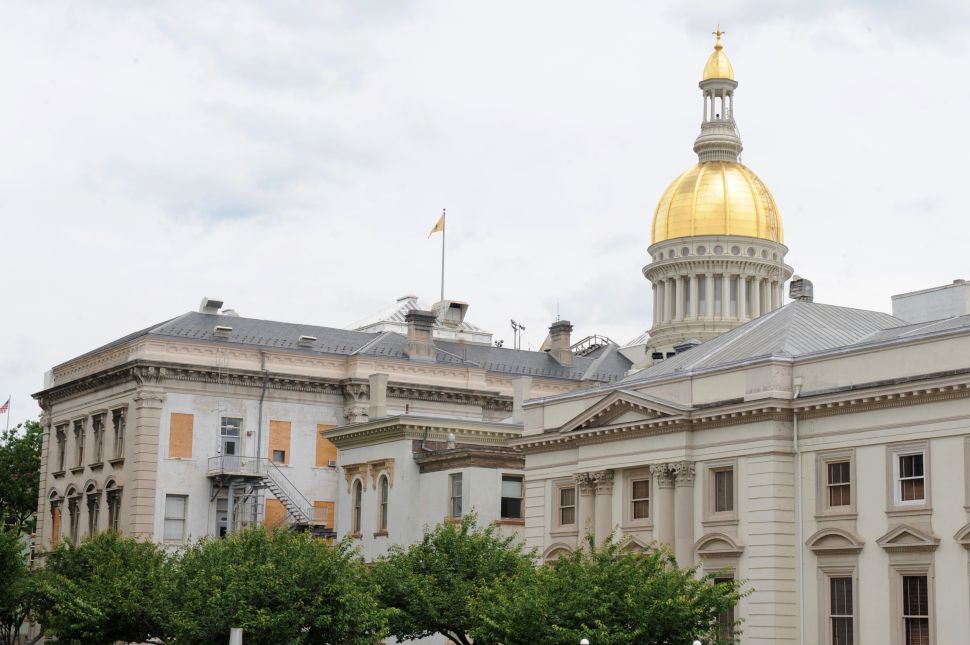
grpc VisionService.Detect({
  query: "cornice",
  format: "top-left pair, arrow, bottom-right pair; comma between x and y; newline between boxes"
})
325,416 -> 523,450
413,448 -> 524,473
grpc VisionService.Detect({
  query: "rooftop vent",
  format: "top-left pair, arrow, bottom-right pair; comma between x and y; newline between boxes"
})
221,308 -> 240,317
213,325 -> 233,338
788,276 -> 814,303
199,297 -> 224,314
298,335 -> 317,347
673,338 -> 702,354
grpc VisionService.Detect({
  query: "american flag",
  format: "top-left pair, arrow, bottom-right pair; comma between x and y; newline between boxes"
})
0,398 -> 8,414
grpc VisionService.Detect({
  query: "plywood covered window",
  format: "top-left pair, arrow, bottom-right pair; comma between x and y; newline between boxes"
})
316,424 -> 337,467
313,501 -> 334,528
264,498 -> 287,529
169,413 -> 194,459
269,420 -> 291,465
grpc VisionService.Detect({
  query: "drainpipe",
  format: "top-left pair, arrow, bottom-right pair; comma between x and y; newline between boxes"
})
255,351 -> 269,525
793,381 -> 804,645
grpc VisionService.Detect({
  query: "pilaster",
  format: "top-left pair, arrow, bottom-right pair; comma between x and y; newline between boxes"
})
128,388 -> 165,539
593,470 -> 615,544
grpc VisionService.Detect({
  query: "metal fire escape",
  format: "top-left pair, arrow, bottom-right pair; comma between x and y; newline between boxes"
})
207,456 -> 332,537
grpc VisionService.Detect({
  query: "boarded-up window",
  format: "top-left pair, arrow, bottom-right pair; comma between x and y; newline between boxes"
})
313,500 -> 335,528
316,424 -> 337,467
169,413 -> 194,459
269,420 -> 291,465
264,498 -> 287,528
51,503 -> 61,546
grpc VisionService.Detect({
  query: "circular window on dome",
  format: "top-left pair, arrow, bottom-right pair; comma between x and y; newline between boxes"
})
714,245 -> 723,255
762,249 -> 768,259
681,247 -> 689,257
731,246 -> 741,256
697,246 -> 707,255
747,247 -> 755,257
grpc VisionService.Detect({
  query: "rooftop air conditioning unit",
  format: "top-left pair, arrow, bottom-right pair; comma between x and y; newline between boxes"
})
213,325 -> 233,338
298,335 -> 317,347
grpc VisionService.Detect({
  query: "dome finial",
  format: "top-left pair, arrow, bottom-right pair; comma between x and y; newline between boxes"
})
712,24 -> 725,51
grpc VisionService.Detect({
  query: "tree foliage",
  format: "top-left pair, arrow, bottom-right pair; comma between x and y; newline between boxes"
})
0,527 -> 35,645
373,514 -> 535,645
166,527 -> 387,645
0,421 -> 43,533
471,534 -> 746,645
40,531 -> 172,644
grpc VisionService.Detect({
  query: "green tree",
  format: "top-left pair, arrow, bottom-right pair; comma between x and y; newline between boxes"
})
166,527 -> 387,645
0,421 -> 43,533
0,527 -> 34,645
373,514 -> 535,645
471,536 -> 745,645
41,531 -> 173,644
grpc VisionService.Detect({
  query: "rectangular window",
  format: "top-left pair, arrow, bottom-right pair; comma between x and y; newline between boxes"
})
269,420 -> 291,465
828,461 -> 851,507
902,576 -> 929,645
163,495 -> 187,541
830,577 -> 853,645
55,425 -> 67,471
631,478 -> 650,520
68,495 -> 80,542
73,419 -> 85,468
112,408 -> 126,458
169,412 -> 194,459
315,424 -> 337,467
220,417 -> 242,457
87,491 -> 100,535
501,475 -> 523,519
714,576 -> 735,643
897,453 -> 926,503
714,468 -> 734,513
449,473 -> 463,518
92,414 -> 105,463
106,487 -> 121,531
559,485 -> 576,526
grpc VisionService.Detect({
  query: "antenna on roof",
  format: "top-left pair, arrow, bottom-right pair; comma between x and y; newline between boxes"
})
556,301 -> 560,322
510,320 -> 526,350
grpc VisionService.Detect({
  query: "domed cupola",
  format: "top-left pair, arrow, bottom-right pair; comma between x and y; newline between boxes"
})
642,28 -> 794,360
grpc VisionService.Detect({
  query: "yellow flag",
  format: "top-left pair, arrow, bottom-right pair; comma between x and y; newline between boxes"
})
428,212 -> 445,237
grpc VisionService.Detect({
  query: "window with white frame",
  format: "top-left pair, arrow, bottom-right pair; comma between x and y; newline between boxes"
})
631,477 -> 650,520
500,475 -> 523,519
827,461 -> 851,508
351,479 -> 363,535
557,484 -> 576,527
449,473 -> 463,518
378,475 -> 389,532
902,575 -> 930,645
895,452 -> 926,504
829,576 -> 854,645
163,494 -> 187,541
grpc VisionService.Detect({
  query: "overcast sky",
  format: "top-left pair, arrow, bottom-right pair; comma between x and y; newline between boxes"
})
2,1 -> 969,423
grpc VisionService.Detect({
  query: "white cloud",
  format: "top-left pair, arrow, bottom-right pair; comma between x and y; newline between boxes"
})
1,0 -> 968,420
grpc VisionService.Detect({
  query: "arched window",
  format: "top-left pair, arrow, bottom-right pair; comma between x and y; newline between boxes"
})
66,487 -> 80,543
85,483 -> 100,536
105,480 -> 122,532
352,479 -> 363,535
378,475 -> 389,532
49,490 -> 62,546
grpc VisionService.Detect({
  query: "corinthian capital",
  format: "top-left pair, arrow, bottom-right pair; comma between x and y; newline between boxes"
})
672,461 -> 696,487
574,472 -> 597,495
592,469 -> 615,494
656,463 -> 676,489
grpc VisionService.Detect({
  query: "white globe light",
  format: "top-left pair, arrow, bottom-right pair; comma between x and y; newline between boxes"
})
580,640 -> 590,645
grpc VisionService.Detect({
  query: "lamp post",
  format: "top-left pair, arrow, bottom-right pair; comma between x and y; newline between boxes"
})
693,640 -> 702,645
580,640 -> 590,645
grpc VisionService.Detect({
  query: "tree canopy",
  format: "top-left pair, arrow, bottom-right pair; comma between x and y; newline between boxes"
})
0,421 -> 42,533
373,514 -> 535,645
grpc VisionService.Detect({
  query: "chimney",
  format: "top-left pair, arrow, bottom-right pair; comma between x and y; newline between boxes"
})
404,310 -> 437,361
368,373 -> 388,419
199,297 -> 224,314
511,376 -> 532,423
546,320 -> 573,366
788,276 -> 814,303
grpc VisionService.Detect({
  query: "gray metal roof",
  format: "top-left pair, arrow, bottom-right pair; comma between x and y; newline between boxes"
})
625,301 -> 907,381
66,311 -> 630,384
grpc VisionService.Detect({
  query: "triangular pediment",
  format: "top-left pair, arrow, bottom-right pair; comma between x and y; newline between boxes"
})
806,527 -> 864,555
558,389 -> 690,434
876,524 -> 940,553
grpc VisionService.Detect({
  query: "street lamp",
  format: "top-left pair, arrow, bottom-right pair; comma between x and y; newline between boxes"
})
580,640 -> 590,645
693,640 -> 702,645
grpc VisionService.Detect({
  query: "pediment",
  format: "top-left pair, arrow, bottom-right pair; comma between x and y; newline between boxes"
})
559,389 -> 690,434
953,523 -> 970,549
876,524 -> 940,553
621,534 -> 653,552
542,542 -> 574,562
805,527 -> 864,555
695,532 -> 745,557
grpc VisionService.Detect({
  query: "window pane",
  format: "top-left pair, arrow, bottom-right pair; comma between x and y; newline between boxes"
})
452,474 -> 463,497
632,499 -> 649,519
715,469 -> 734,512
632,479 -> 650,500
501,497 -> 522,519
561,487 -> 575,508
164,495 -> 185,518
828,461 -> 850,485
829,484 -> 851,507
832,617 -> 853,645
501,476 -> 523,498
163,519 -> 184,541
560,506 -> 575,525
903,576 -> 929,617
901,478 -> 925,502
830,577 -> 852,615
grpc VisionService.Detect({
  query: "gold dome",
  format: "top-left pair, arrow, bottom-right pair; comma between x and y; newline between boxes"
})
651,162 -> 783,244
702,30 -> 734,80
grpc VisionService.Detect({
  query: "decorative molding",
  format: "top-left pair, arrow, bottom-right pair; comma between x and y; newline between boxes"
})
656,463 -> 676,489
672,461 -> 696,487
414,448 -> 523,474
367,459 -> 395,487
574,472 -> 597,495
342,463 -> 368,493
805,527 -> 865,555
592,469 -> 615,494
542,541 -> 574,561
694,532 -> 745,557
876,524 -> 940,553
953,523 -> 970,550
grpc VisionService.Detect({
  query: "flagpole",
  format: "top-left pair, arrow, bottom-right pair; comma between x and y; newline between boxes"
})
439,208 -> 446,303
